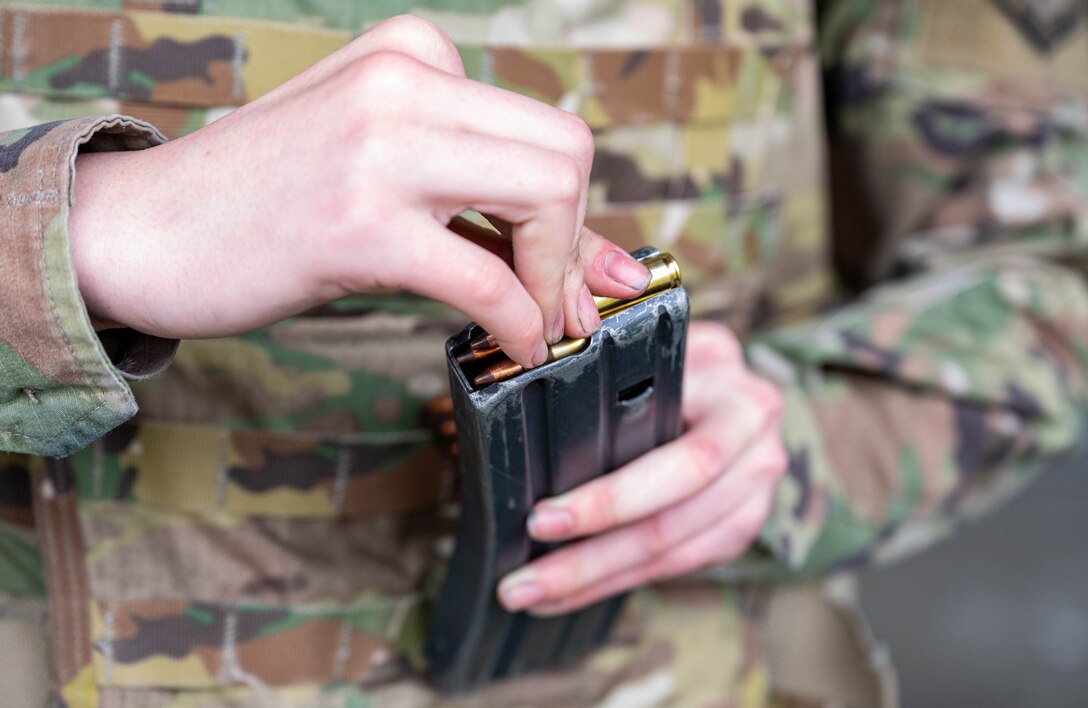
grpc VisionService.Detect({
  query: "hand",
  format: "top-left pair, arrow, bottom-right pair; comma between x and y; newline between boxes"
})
496,320 -> 787,614
68,15 -> 651,368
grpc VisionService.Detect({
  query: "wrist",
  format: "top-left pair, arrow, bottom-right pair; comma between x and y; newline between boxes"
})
69,148 -> 160,332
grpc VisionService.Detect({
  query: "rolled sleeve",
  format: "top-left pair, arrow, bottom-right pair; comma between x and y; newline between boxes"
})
751,256 -> 1088,574
0,116 -> 174,457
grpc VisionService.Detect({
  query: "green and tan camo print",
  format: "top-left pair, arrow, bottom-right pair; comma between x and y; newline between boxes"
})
0,0 -> 1086,706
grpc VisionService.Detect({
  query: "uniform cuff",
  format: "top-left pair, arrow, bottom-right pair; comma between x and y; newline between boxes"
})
0,116 -> 170,456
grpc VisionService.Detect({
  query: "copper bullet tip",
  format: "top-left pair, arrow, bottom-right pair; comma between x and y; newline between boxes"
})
456,345 -> 501,365
473,369 -> 499,387
473,360 -> 525,387
469,333 -> 499,351
424,395 -> 453,415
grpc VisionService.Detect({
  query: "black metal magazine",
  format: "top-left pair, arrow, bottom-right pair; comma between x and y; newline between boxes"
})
426,247 -> 689,694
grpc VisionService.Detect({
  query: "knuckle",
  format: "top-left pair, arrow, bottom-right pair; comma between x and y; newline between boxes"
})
490,295 -> 543,360
671,546 -> 708,576
684,431 -> 725,486
737,504 -> 770,544
641,557 -> 669,582
693,323 -> 741,367
649,545 -> 700,580
564,115 -> 595,164
757,441 -> 789,481
465,265 -> 511,310
640,514 -> 675,555
715,530 -> 752,564
350,49 -> 420,98
545,155 -> 583,205
370,14 -> 440,41
751,377 -> 784,420
550,552 -> 590,596
585,484 -> 620,531
517,310 -> 544,343
369,15 -> 463,75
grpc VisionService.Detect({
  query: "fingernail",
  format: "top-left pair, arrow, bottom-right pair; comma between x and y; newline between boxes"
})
499,570 -> 544,611
528,508 -> 574,539
531,340 -> 549,368
502,583 -> 544,611
550,311 -> 565,345
577,285 -> 600,336
604,250 -> 651,292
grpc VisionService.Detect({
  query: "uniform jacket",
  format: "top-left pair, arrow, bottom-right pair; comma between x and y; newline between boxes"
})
0,1 -> 1087,706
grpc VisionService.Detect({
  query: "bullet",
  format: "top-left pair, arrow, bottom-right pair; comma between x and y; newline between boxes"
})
466,253 -> 682,386
592,253 -> 681,319
474,337 -> 589,387
473,359 -> 525,387
465,254 -> 681,356
424,395 -> 453,416
469,333 -> 499,351
456,345 -> 501,365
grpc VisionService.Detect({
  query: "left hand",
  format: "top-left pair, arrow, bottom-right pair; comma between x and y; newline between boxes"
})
496,320 -> 787,614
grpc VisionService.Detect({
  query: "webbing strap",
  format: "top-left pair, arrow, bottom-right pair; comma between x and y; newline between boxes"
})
69,420 -> 452,519
31,460 -> 97,703
765,579 -> 900,708
87,594 -> 430,689
0,6 -> 350,105
0,6 -> 799,125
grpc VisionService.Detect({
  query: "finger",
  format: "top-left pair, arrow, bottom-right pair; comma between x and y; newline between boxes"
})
426,74 -> 595,340
346,15 -> 466,75
391,64 -> 594,191
405,128 -> 586,347
498,427 -> 786,611
527,485 -> 776,615
578,227 -> 652,299
387,216 -> 548,369
685,321 -> 745,373
563,229 -> 654,341
486,223 -> 644,301
339,58 -> 595,342
448,220 -> 644,329
680,325 -> 768,427
528,375 -> 771,541
511,202 -> 581,344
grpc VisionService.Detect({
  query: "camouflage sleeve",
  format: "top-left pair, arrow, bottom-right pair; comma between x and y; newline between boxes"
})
0,116 -> 176,457
750,255 -> 1088,573
743,0 -> 1088,574
818,0 -> 1088,284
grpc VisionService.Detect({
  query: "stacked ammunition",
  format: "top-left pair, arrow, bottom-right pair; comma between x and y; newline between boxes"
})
453,252 -> 682,388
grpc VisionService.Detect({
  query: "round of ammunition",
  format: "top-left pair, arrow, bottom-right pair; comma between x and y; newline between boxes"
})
467,252 -> 680,388
456,345 -> 502,365
473,337 -> 589,387
593,254 -> 682,319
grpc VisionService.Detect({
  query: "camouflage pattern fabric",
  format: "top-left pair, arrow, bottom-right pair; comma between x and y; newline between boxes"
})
0,0 -> 1085,706
758,0 -> 1088,574
0,115 -> 174,458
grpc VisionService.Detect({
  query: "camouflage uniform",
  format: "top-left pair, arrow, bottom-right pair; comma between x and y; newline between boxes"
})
0,1 -> 1086,706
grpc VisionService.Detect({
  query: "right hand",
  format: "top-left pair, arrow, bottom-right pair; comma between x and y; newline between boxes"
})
69,15 -> 651,368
